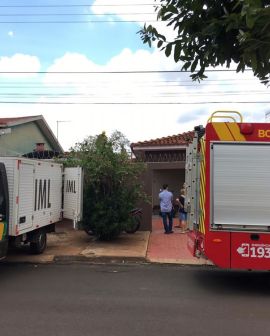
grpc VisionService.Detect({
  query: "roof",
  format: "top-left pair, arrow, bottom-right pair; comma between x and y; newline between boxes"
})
0,115 -> 64,153
131,131 -> 194,150
0,116 -> 40,126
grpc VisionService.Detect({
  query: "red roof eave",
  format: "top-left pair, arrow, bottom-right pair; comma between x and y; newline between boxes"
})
131,131 -> 194,150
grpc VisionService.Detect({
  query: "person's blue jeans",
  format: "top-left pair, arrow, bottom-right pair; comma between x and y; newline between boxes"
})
161,211 -> 173,233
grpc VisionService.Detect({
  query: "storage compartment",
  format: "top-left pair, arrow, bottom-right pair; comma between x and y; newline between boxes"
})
211,143 -> 270,231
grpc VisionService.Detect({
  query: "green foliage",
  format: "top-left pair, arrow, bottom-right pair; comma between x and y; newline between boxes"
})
65,131 -> 147,241
138,0 -> 270,85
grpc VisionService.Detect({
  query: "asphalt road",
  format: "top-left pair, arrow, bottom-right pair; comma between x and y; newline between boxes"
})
0,263 -> 270,336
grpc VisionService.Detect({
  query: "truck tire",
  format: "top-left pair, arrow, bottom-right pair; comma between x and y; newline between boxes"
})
30,230 -> 47,254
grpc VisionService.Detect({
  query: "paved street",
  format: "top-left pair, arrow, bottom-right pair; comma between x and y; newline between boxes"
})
0,263 -> 270,336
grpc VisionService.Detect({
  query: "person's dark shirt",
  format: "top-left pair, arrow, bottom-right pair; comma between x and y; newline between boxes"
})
179,195 -> 186,213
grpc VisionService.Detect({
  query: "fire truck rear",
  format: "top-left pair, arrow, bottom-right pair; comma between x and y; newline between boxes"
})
186,111 -> 270,270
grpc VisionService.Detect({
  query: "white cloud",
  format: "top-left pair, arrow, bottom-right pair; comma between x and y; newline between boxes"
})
90,0 -> 177,41
0,54 -> 41,78
1,1 -> 268,153
41,49 -> 268,148
43,49 -> 180,106
45,52 -> 99,72
39,49 -> 191,149
91,0 -> 157,22
2,48 -> 269,151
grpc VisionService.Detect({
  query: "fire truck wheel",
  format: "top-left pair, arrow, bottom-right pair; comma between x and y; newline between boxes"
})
30,230 -> 47,254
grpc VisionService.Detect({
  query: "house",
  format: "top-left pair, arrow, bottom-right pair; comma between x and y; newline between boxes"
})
0,115 -> 64,158
131,131 -> 194,230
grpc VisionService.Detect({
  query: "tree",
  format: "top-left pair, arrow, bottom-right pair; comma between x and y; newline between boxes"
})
65,131 -> 147,241
138,0 -> 270,85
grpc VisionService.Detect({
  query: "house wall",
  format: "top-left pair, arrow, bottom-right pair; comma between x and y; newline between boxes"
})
0,123 -> 53,156
137,168 -> 153,232
137,161 -> 186,231
152,169 -> 185,208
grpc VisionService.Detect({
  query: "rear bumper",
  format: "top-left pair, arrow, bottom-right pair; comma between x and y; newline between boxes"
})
204,231 -> 270,270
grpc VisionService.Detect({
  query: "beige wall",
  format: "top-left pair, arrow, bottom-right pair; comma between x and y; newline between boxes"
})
137,168 -> 153,231
137,161 -> 186,231
152,169 -> 185,207
0,123 -> 52,156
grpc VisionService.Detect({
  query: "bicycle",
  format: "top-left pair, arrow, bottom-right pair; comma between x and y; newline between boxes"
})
125,208 -> 142,234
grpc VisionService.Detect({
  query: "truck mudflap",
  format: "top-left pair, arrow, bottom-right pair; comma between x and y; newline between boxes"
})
231,232 -> 270,270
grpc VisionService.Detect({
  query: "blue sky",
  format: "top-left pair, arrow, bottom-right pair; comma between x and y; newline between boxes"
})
1,0 -> 149,65
0,0 -> 269,151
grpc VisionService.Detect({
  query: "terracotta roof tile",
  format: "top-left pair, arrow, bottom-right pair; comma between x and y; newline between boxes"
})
131,131 -> 194,148
0,116 -> 39,126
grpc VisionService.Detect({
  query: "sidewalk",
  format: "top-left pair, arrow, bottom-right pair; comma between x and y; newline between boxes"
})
147,216 -> 209,265
5,220 -> 149,264
5,218 -> 211,265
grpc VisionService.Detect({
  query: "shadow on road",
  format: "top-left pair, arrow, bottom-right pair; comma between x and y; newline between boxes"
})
193,267 -> 270,296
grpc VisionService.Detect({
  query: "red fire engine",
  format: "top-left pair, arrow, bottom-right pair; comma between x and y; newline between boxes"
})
186,110 -> 270,270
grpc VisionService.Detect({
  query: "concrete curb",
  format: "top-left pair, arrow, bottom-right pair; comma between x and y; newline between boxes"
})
4,254 -> 214,267
53,255 -> 148,264
146,257 -> 214,266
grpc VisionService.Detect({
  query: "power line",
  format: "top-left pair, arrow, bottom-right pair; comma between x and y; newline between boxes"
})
0,69 -> 249,74
0,84 -> 261,89
0,78 -> 259,84
0,13 -> 156,16
0,4 -> 157,8
0,84 -> 266,90
0,101 -> 268,105
0,91 -> 268,97
0,79 -> 261,89
0,20 -> 156,23
0,83 -> 263,90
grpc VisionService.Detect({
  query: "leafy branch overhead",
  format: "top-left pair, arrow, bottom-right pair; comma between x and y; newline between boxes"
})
138,0 -> 270,85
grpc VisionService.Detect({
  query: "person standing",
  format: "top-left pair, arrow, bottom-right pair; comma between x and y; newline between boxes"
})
159,184 -> 174,234
175,188 -> 188,233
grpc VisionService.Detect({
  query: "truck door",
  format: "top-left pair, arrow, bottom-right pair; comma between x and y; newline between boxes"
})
63,167 -> 83,224
17,161 -> 34,231
0,163 -> 9,259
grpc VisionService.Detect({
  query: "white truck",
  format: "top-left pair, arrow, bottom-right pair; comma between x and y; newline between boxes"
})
0,157 -> 83,259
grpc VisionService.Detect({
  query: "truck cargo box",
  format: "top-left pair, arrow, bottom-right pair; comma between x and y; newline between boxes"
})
0,157 -> 83,237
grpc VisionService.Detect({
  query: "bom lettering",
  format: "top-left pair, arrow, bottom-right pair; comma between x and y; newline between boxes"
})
258,129 -> 270,138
